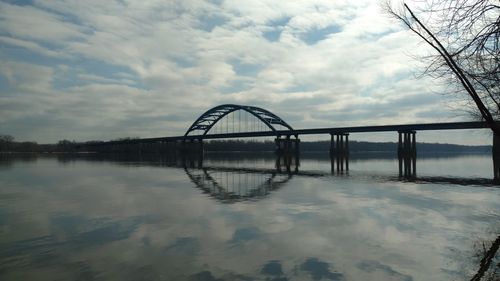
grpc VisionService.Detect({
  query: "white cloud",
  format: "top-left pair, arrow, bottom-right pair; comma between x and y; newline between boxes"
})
0,2 -> 86,42
0,36 -> 64,57
0,61 -> 54,92
0,0 -> 490,144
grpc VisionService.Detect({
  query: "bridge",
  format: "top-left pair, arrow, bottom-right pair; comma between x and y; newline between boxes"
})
94,104 -> 500,180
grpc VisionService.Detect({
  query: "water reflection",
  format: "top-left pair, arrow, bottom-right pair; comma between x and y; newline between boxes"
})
184,166 -> 292,203
400,176 -> 498,186
0,153 -> 499,281
183,154 -> 300,203
187,257 -> 347,281
0,153 -> 38,168
1,152 -> 498,186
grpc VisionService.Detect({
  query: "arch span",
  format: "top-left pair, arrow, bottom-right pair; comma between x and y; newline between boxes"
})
184,104 -> 293,136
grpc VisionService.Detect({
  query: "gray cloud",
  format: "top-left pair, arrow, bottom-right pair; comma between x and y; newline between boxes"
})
0,0 -> 490,144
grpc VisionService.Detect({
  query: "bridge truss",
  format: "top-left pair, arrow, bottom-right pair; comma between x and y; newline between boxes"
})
184,104 -> 294,136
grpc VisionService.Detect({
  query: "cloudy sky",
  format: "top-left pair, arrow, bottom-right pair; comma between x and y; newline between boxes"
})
0,0 -> 492,144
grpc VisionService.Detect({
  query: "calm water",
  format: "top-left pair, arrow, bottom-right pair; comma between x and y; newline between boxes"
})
0,153 -> 499,281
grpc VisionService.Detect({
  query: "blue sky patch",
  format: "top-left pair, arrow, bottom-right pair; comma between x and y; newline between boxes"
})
2,0 -> 33,6
197,14 -> 227,32
263,16 -> 291,42
207,0 -> 224,6
172,56 -> 197,68
269,16 -> 292,27
229,59 -> 262,77
263,30 -> 281,42
52,56 -> 141,89
0,40 -> 64,66
0,73 -> 12,93
301,24 -> 342,45
285,84 -> 315,93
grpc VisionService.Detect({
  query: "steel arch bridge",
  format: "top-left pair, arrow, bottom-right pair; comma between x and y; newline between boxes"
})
184,104 -> 294,137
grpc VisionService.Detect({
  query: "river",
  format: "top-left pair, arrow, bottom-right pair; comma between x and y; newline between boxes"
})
0,153 -> 499,281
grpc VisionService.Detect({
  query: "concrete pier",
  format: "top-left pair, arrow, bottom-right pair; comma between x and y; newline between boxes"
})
330,133 -> 349,173
275,135 -> 300,156
398,131 -> 416,178
179,139 -> 204,156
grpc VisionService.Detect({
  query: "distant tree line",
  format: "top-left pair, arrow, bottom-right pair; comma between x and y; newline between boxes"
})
0,134 -> 105,153
301,140 -> 491,153
1,134 -> 41,152
207,140 -> 490,153
0,134 -> 491,153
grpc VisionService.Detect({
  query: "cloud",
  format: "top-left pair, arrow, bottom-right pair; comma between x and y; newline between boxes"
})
0,0 -> 490,144
0,2 -> 86,42
0,61 -> 53,92
0,36 -> 64,57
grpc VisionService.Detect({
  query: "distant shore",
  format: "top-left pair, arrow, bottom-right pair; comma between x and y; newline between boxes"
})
0,139 -> 491,154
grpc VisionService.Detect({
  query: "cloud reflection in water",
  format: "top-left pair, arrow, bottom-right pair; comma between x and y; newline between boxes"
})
0,153 -> 498,280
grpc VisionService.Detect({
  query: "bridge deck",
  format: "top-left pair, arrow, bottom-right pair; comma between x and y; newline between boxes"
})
105,121 -> 493,144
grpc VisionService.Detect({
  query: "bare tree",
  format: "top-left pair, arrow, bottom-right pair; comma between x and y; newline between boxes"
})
0,134 -> 14,143
0,134 -> 14,152
385,0 -> 500,135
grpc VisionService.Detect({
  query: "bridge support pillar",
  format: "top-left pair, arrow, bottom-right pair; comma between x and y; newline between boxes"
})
493,134 -> 500,181
160,141 -> 170,154
398,131 -> 416,178
177,139 -> 204,168
275,136 -> 300,156
179,139 -> 204,156
330,133 -> 349,173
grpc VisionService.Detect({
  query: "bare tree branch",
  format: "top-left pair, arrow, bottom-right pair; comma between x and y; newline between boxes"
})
385,0 -> 500,134
470,235 -> 500,281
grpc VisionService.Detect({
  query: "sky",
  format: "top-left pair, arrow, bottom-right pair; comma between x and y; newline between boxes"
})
0,0 -> 493,145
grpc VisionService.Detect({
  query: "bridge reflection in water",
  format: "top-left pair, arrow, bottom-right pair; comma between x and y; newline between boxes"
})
178,152 -> 498,202
2,153 -> 496,205
182,154 -> 299,203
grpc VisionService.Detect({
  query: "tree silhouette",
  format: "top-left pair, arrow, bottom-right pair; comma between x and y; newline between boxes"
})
386,0 -> 500,135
